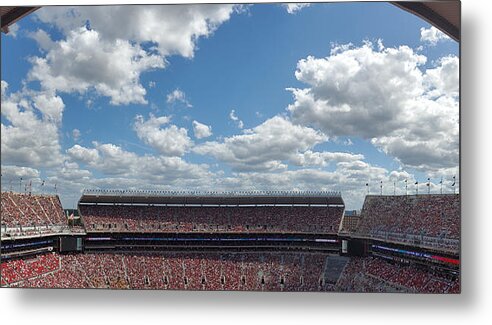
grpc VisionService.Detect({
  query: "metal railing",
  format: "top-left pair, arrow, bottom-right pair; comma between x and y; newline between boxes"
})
82,189 -> 342,197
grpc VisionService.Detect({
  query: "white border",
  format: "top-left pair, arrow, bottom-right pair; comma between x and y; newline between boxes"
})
2,1 -> 491,325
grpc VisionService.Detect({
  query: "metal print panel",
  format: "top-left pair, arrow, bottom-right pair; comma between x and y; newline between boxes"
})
0,2 -> 460,293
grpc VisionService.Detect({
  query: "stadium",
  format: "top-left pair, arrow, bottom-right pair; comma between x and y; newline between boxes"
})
1,190 -> 460,293
1,3 -> 460,294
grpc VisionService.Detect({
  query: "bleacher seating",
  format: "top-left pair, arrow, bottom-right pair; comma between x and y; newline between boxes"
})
355,195 -> 460,251
1,192 -> 69,234
79,205 -> 344,234
2,252 -> 459,293
336,256 -> 459,293
0,192 -> 460,293
4,252 -> 340,291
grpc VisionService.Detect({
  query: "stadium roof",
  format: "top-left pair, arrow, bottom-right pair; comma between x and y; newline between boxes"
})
391,1 -> 460,41
1,6 -> 39,33
79,189 -> 345,206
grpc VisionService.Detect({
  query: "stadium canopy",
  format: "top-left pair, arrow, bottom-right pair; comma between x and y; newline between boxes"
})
1,6 -> 39,33
78,190 -> 345,206
391,1 -> 460,42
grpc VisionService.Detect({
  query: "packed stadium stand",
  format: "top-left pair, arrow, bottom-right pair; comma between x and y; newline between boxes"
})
337,256 -> 460,293
1,192 -> 70,238
1,252 -> 459,292
0,190 -> 460,293
353,195 -> 460,253
78,190 -> 344,234
80,205 -> 344,234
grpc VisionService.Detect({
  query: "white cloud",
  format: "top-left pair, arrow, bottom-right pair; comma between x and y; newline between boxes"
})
1,80 -> 8,97
28,27 -> 165,105
26,5 -> 243,107
29,29 -> 55,52
67,144 -> 100,165
194,116 -> 331,171
32,91 -> 65,124
35,5 -> 241,58
420,26 -> 451,45
192,120 -> 213,139
290,151 -> 364,167
57,161 -> 93,181
1,88 -> 65,168
1,165 -> 40,180
166,89 -> 192,108
134,114 -> 193,156
66,142 -> 211,183
424,56 -> 459,98
283,4 -> 310,14
72,128 -> 81,142
229,109 -> 244,129
344,138 -> 353,146
5,23 -> 19,38
287,41 -> 459,172
288,42 -> 427,137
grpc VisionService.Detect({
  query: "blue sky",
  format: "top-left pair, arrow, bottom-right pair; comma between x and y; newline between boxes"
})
1,3 -> 459,209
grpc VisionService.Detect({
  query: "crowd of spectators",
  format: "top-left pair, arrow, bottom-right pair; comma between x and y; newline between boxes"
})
2,252 -> 459,293
4,252 -> 342,291
1,192 -> 68,234
355,195 -> 460,251
336,256 -> 460,293
79,205 -> 344,234
1,253 -> 59,285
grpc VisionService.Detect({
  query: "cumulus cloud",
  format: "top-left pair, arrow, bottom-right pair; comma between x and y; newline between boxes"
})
166,89 -> 192,108
66,142 -> 210,183
287,41 -> 459,172
192,120 -> 213,139
1,88 -> 65,168
424,56 -> 459,98
283,3 -> 310,14
134,114 -> 193,156
57,161 -> 93,181
32,91 -> 65,123
27,5 -> 244,106
67,144 -> 100,165
290,151 -> 364,167
1,165 -> 40,180
420,26 -> 451,45
29,29 -> 55,52
35,5 -> 241,58
28,27 -> 165,105
229,109 -> 244,129
192,116 -> 364,171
